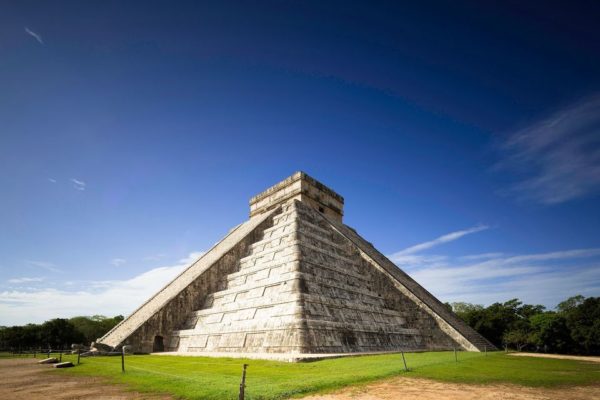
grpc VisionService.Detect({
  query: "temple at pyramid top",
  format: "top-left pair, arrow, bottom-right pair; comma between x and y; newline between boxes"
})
249,171 -> 344,222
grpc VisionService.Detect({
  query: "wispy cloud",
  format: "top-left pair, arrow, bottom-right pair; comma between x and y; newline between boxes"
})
459,252 -> 505,261
7,277 -> 44,284
0,251 -> 203,325
389,225 -> 488,264
499,248 -> 600,264
47,178 -> 57,183
179,251 -> 206,264
24,27 -> 44,44
143,253 -> 167,261
389,227 -> 600,307
25,260 -> 62,273
110,258 -> 126,267
408,251 -> 600,307
70,178 -> 86,191
497,95 -> 600,204
387,227 -> 600,308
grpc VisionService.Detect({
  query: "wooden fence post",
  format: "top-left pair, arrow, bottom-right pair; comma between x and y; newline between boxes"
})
401,351 -> 408,372
239,363 -> 248,400
77,349 -> 81,365
454,347 -> 457,363
121,347 -> 125,373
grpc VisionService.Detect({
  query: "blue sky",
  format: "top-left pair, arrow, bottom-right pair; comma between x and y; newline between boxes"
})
1,1 -> 599,325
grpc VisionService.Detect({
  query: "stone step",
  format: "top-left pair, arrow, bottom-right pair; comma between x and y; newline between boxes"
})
226,255 -> 374,293
247,230 -> 294,254
226,259 -> 298,289
239,242 -> 297,267
174,314 -> 301,336
206,272 -> 296,307
296,241 -> 363,269
185,290 -> 410,336
194,294 -> 300,317
300,293 -> 407,317
250,217 -> 332,254
299,259 -> 373,286
238,232 -> 351,274
173,317 -> 418,339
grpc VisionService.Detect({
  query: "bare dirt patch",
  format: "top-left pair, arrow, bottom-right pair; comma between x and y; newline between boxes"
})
509,353 -> 600,363
0,358 -> 171,400
302,376 -> 600,400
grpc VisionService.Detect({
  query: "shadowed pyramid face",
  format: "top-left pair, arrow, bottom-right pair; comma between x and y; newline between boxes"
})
98,172 -> 494,360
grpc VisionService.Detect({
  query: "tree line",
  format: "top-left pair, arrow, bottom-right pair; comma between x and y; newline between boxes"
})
450,295 -> 600,355
0,315 -> 123,351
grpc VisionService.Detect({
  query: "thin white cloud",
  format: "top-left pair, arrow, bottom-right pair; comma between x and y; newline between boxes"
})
143,253 -> 167,261
500,248 -> 600,264
48,178 -> 57,183
25,260 -> 62,273
7,277 -> 44,284
498,94 -> 600,204
390,225 -> 488,262
410,257 -> 600,308
179,251 -> 206,264
110,258 -> 126,267
0,251 -> 203,325
393,246 -> 600,308
388,226 -> 600,308
24,27 -> 44,44
70,178 -> 86,191
459,252 -> 505,261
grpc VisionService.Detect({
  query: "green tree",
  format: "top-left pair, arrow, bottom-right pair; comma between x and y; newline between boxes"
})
563,297 -> 600,355
40,319 -> 84,349
452,295 -> 599,355
503,327 -> 529,351
453,299 -> 545,349
69,315 -> 124,345
557,295 -> 585,313
20,324 -> 42,349
529,312 -> 573,353
475,300 -> 521,346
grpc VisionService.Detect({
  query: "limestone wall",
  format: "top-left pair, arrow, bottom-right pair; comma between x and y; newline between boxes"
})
172,202 -> 307,354
293,201 -> 459,352
98,208 -> 278,352
323,213 -> 496,351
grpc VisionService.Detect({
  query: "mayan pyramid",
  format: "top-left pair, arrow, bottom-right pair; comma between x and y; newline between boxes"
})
98,172 -> 494,359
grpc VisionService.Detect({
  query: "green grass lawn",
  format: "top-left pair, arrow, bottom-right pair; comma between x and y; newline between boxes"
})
43,351 -> 599,400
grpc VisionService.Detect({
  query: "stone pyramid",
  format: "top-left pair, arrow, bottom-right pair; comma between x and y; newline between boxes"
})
98,172 -> 494,360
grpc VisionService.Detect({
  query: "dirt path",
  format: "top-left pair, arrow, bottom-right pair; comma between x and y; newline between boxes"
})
0,358 -> 171,399
509,352 -> 600,363
302,376 -> 600,400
